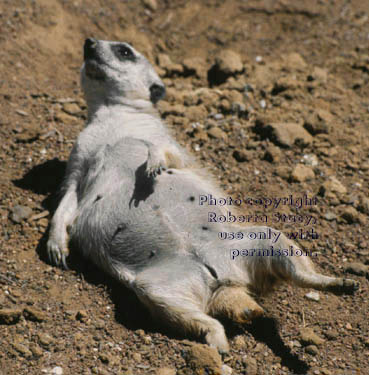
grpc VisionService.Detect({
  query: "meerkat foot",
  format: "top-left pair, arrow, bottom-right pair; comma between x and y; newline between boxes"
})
326,278 -> 360,295
47,238 -> 69,269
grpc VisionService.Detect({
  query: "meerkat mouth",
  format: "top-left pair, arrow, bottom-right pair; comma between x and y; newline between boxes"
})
85,60 -> 106,80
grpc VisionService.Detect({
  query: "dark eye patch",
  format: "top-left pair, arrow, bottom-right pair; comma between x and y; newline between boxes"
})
111,44 -> 136,62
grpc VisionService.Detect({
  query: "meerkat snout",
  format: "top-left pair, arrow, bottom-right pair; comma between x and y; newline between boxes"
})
84,38 -> 98,60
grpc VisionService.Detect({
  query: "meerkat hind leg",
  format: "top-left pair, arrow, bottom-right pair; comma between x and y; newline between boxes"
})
134,268 -> 230,353
208,286 -> 264,324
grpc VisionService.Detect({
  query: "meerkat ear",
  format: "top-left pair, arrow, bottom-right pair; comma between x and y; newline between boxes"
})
149,83 -> 166,104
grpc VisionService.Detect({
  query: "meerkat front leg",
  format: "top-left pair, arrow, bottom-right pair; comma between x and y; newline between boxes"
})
47,186 -> 78,269
47,149 -> 83,269
144,142 -> 188,177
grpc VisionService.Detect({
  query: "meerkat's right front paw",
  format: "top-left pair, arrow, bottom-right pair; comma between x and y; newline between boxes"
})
47,239 -> 69,270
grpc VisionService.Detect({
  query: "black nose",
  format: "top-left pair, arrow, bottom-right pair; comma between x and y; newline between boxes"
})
84,38 -> 97,60
149,84 -> 166,104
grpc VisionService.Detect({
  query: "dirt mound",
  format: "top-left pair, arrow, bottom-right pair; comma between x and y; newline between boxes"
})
0,0 -> 368,374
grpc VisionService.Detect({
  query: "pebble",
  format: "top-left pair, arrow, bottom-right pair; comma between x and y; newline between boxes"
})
306,345 -> 319,355
133,352 -> 142,362
319,176 -> 347,196
156,367 -> 176,375
13,342 -> 32,358
51,367 -> 63,375
142,0 -> 158,11
291,164 -> 315,182
23,307 -> 47,322
0,308 -> 22,324
340,206 -> 360,224
300,327 -> 325,346
344,262 -> 368,277
302,153 -> 318,166
215,50 -> 243,75
221,364 -> 233,375
38,332 -> 54,347
62,102 -> 81,115
9,205 -> 33,223
305,291 -> 320,302
241,356 -> 258,375
254,120 -> 312,148
186,344 -> 222,374
233,150 -> 251,162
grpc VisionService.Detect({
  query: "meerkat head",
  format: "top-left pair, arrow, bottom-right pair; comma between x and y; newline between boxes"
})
81,38 -> 165,110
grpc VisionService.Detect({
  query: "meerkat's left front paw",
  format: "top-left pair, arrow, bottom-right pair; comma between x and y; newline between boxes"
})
146,153 -> 167,177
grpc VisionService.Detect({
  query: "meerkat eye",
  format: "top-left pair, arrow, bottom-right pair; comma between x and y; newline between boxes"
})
112,44 -> 136,62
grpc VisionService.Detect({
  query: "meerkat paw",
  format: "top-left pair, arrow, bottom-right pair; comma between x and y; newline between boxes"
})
205,329 -> 230,354
47,238 -> 69,270
145,153 -> 166,177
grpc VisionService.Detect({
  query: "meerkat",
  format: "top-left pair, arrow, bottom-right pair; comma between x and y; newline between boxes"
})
47,39 -> 359,354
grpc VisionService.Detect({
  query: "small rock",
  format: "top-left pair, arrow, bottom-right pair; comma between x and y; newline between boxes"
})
283,52 -> 307,71
143,336 -> 152,345
182,57 -> 207,79
62,102 -> 80,115
300,327 -> 325,347
76,310 -> 88,322
0,308 -> 22,324
324,211 -> 337,221
208,50 -> 243,85
340,206 -> 360,224
264,144 -> 282,163
304,110 -> 332,135
142,0 -> 157,11
310,67 -> 328,83
187,105 -> 207,122
233,150 -> 251,162
275,166 -> 290,180
321,369 -> 332,375
221,364 -> 233,375
13,342 -> 32,358
324,329 -> 339,340
215,50 -> 243,75
302,153 -> 318,166
133,352 -> 142,362
254,120 -> 313,148
291,164 -> 315,182
23,307 -> 47,322
38,332 -> 54,347
156,367 -> 176,375
9,205 -> 33,223
233,335 -> 246,348
207,127 -> 227,140
305,291 -> 320,302
345,323 -> 352,330
358,195 -> 369,214
55,110 -> 77,124
16,109 -> 29,117
242,356 -> 258,375
51,367 -> 63,375
186,344 -> 222,375
99,353 -> 110,364
319,177 -> 347,196
344,262 -> 368,277
29,343 -> 43,358
305,345 -> 319,355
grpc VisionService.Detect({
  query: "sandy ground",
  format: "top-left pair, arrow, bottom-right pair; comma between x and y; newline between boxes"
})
0,0 -> 368,374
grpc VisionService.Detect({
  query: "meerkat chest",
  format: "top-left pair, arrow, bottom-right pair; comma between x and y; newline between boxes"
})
78,114 -> 173,157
